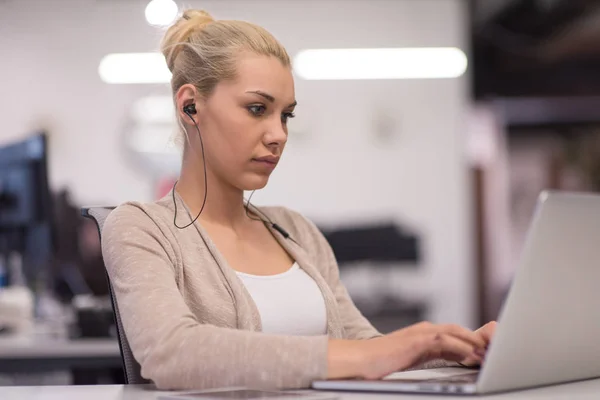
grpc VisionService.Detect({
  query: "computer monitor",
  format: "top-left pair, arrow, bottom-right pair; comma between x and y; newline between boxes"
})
0,133 -> 54,286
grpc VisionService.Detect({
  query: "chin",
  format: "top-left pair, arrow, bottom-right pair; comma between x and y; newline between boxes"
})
240,174 -> 270,191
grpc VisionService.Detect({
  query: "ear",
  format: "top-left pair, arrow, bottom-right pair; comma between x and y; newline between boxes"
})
176,84 -> 199,124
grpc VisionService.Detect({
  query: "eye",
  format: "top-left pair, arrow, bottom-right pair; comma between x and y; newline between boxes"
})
247,105 -> 266,116
281,112 -> 295,124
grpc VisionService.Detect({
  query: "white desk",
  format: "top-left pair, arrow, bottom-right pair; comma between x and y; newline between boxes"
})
1,381 -> 600,400
0,337 -> 121,372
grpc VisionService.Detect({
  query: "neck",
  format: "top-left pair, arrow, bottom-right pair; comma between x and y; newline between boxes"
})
176,156 -> 250,228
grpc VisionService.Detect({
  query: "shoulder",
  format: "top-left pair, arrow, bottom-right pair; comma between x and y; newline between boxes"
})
259,206 -> 315,233
102,196 -> 177,246
258,206 -> 328,251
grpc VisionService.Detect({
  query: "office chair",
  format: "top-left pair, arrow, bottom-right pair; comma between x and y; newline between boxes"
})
81,207 -> 150,385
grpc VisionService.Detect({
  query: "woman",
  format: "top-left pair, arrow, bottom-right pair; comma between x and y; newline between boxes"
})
102,9 -> 495,390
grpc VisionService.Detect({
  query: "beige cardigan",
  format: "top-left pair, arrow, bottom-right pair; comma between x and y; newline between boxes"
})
102,193 -> 450,390
101,193 -> 383,390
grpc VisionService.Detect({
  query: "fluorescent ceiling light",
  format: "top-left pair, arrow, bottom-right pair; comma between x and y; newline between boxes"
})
98,53 -> 171,84
145,0 -> 179,27
293,48 -> 468,80
99,47 -> 467,84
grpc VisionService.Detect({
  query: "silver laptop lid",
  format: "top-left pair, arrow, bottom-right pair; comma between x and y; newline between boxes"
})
478,191 -> 600,393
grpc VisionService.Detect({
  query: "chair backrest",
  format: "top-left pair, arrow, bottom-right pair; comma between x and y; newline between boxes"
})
81,206 -> 150,385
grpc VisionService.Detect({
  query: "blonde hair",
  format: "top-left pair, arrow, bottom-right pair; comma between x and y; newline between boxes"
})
161,9 -> 291,99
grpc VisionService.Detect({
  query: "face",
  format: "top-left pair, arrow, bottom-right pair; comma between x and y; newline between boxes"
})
179,54 -> 296,191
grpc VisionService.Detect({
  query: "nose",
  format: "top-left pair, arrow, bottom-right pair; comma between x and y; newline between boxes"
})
263,116 -> 288,151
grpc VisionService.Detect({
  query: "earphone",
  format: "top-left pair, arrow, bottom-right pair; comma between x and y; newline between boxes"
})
172,103 -> 296,244
183,103 -> 196,115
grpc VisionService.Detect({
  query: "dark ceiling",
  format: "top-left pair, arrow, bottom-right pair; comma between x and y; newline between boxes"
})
472,0 -> 600,98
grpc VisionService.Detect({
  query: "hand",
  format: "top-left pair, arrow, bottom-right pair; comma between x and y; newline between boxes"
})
458,321 -> 497,367
328,322 -> 488,381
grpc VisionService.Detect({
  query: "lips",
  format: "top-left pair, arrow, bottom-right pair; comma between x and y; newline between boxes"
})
253,155 -> 280,165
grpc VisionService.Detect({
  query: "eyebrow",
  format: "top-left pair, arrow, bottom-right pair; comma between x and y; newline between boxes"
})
246,90 -> 297,108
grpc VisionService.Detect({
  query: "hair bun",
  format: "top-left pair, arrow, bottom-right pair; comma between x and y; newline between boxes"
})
181,9 -> 214,24
161,9 -> 216,71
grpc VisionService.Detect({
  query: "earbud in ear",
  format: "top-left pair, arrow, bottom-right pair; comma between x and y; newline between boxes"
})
183,104 -> 197,115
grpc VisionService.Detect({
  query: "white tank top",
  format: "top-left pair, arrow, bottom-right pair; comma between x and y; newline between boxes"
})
236,263 -> 327,336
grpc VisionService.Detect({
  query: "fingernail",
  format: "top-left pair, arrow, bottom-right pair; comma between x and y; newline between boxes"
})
475,348 -> 486,357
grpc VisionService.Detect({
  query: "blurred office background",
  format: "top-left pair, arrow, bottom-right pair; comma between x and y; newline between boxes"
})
1,0 -> 600,386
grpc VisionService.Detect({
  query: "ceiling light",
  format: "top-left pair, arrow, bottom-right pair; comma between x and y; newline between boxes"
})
98,53 -> 171,84
145,0 -> 179,27
293,48 -> 468,80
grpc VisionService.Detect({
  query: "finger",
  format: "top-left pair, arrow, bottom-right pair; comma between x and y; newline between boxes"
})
408,322 -> 485,350
459,355 -> 481,368
476,321 -> 497,345
432,333 -> 484,363
436,324 -> 487,350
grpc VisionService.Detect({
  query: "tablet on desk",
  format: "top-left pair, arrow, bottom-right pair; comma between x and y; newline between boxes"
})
158,388 -> 338,400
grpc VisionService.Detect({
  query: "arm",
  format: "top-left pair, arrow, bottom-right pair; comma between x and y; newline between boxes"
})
102,205 -> 330,390
299,215 -> 461,370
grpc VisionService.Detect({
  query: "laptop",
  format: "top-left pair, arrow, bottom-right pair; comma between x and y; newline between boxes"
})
313,191 -> 600,395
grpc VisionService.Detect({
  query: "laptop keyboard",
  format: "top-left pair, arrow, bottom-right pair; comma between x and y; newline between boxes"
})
427,371 -> 479,383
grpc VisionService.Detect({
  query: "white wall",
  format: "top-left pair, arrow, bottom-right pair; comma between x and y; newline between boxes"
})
0,0 -> 475,327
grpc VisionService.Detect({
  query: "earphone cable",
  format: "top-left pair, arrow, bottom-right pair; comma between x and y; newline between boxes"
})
172,112 -> 208,229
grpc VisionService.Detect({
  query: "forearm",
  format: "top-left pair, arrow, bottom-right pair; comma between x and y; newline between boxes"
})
141,326 -> 330,390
